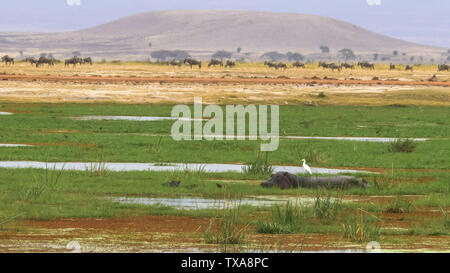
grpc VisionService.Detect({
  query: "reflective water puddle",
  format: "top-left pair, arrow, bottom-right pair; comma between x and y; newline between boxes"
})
110,196 -> 326,210
0,144 -> 31,147
284,136 -> 429,142
0,161 -> 373,174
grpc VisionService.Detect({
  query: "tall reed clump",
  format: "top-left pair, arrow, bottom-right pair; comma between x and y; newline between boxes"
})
441,207 -> 449,230
167,164 -> 206,184
313,190 -> 342,222
256,201 -> 304,234
149,136 -> 163,154
24,164 -> 64,200
342,209 -> 381,243
388,138 -> 417,153
85,154 -> 108,177
384,196 -> 416,213
242,152 -> 273,175
203,196 -> 249,252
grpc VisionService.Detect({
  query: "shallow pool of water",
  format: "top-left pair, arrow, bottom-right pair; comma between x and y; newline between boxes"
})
0,144 -> 31,147
284,136 -> 429,142
110,196 -> 320,210
0,161 -> 372,174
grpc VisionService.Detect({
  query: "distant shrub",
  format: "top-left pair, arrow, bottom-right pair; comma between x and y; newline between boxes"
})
388,138 -> 417,153
261,51 -> 286,61
384,196 -> 415,213
320,45 -> 330,54
286,52 -> 305,62
317,92 -> 327,98
212,50 -> 233,60
150,50 -> 190,61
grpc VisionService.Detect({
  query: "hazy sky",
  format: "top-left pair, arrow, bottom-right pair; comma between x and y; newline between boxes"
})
0,0 -> 448,48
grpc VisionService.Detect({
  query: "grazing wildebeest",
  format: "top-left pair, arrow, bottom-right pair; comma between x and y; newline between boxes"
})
389,64 -> 396,70
264,61 -> 277,69
358,62 -> 375,70
1,55 -> 14,65
167,59 -> 182,67
64,57 -> 79,67
208,59 -> 223,67
184,58 -> 202,69
276,62 -> 287,70
292,62 -> 305,68
318,62 -> 329,68
327,63 -> 341,71
36,57 -> 54,68
25,57 -> 38,66
340,63 -> 354,69
405,65 -> 414,71
225,60 -> 235,68
438,64 -> 449,71
74,56 -> 84,65
83,57 -> 93,65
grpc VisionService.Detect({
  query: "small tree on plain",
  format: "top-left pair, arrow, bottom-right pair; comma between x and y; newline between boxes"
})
338,49 -> 356,61
212,50 -> 233,60
320,45 -> 330,54
286,52 -> 305,62
261,51 -> 286,61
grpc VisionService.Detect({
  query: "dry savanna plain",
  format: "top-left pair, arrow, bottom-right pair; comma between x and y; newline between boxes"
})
0,61 -> 448,253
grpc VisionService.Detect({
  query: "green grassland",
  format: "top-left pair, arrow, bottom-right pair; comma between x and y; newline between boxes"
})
0,103 -> 448,169
0,102 -> 448,245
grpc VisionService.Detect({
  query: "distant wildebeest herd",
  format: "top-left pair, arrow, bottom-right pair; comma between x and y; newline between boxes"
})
1,54 -> 449,72
161,58 -> 236,69
1,55 -> 92,68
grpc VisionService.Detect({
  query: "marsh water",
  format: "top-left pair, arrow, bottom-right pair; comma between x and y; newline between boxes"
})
283,136 -> 429,142
110,196 -> 326,210
0,161 -> 372,174
0,144 -> 31,147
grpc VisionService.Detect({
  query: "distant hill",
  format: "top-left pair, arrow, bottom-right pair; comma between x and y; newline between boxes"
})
0,10 -> 445,61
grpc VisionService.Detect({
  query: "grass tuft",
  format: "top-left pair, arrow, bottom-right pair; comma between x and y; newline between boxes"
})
243,152 -> 274,175
342,209 -> 381,242
388,138 -> 417,153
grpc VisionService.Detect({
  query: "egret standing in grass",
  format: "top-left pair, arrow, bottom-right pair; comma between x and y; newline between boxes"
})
301,158 -> 312,174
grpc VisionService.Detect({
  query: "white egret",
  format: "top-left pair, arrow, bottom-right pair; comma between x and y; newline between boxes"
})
301,158 -> 312,174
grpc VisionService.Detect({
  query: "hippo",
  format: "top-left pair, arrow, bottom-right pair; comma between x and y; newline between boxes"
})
261,172 -> 369,190
261,172 -> 299,189
163,180 -> 181,187
297,176 -> 370,189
